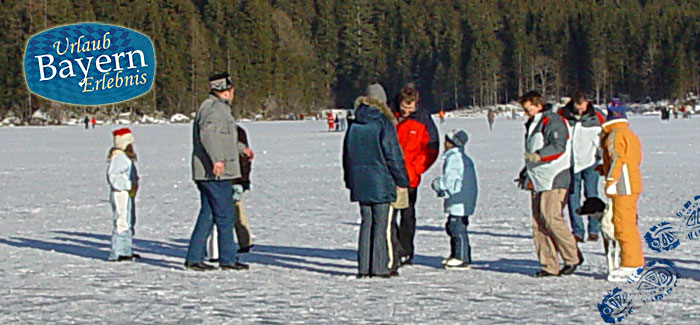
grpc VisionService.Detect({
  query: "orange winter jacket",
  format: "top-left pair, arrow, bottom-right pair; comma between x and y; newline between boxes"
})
600,119 -> 643,196
394,109 -> 439,188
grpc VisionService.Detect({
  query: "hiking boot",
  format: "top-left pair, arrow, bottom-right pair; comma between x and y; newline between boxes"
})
576,248 -> 585,266
588,233 -> 600,242
559,264 -> 578,275
375,270 -> 399,278
112,254 -> 139,262
534,270 -> 559,278
184,262 -> 217,271
573,234 -> 584,243
237,245 -> 254,254
220,262 -> 250,271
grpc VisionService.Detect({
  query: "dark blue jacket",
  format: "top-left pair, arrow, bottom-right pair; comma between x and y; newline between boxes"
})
343,96 -> 410,204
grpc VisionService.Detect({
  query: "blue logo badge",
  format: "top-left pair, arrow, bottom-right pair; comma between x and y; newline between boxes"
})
644,221 -> 680,253
24,23 -> 155,105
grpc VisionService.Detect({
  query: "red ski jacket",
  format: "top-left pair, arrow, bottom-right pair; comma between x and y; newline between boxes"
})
394,109 -> 439,188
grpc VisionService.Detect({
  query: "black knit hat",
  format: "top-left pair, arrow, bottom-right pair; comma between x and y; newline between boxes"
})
209,72 -> 233,91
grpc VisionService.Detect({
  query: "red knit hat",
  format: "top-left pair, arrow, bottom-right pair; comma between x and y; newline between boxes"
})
112,128 -> 134,149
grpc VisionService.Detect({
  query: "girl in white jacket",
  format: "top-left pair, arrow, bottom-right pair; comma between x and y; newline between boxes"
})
106,128 -> 140,261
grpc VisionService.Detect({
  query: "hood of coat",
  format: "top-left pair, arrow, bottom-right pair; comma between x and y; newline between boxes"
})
602,118 -> 629,133
353,96 -> 397,125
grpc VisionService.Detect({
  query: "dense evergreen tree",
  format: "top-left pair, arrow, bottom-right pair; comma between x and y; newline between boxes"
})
2,0 -> 700,121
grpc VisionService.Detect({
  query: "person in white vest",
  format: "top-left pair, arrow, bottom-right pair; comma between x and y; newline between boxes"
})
516,91 -> 581,277
559,91 -> 605,243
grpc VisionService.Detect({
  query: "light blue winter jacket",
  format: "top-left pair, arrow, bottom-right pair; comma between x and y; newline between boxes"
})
431,147 -> 478,217
107,152 -> 138,192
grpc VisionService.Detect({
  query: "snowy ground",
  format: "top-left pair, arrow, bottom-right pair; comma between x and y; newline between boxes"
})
1,116 -> 699,324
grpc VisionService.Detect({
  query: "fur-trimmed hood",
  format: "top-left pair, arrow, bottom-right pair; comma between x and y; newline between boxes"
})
353,96 -> 397,125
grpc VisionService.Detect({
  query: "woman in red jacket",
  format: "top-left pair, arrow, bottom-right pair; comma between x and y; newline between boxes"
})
393,85 -> 440,265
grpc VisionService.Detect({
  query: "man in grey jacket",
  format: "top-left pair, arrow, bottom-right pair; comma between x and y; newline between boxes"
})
517,91 -> 581,277
185,72 -> 253,271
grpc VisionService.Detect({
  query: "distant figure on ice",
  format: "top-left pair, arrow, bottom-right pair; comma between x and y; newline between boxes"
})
392,85 -> 439,266
207,125 -> 255,261
327,112 -> 335,131
438,109 -> 446,124
106,128 -> 140,262
487,109 -> 496,131
559,91 -> 605,243
598,100 -> 645,282
339,112 -> 347,131
334,114 -> 340,131
91,117 -> 97,129
185,72 -> 253,271
84,116 -> 90,129
430,129 -> 478,269
516,91 -> 581,277
343,83 -> 409,278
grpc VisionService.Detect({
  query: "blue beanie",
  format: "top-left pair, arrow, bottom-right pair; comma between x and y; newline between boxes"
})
445,129 -> 469,147
606,98 -> 627,121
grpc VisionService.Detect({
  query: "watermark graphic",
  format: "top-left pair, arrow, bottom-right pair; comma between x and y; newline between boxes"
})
598,260 -> 679,324
644,221 -> 680,253
643,195 -> 700,252
599,196 -> 698,323
598,287 -> 634,324
24,23 -> 155,106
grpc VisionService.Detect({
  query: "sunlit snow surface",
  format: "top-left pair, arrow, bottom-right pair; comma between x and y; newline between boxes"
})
1,116 -> 699,323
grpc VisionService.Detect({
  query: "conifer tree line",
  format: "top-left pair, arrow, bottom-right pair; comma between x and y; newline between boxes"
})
1,0 -> 699,120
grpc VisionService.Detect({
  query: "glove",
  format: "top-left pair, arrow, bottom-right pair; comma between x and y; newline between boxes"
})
515,168 -> 527,189
232,184 -> 244,202
524,152 -> 541,163
431,178 -> 446,197
129,183 -> 138,198
605,180 -> 618,196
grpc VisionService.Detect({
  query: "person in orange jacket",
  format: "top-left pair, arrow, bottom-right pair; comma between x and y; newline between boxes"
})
598,99 -> 644,282
392,84 -> 440,265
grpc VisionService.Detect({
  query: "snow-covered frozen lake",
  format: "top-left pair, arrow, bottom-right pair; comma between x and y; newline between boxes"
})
1,116 -> 699,324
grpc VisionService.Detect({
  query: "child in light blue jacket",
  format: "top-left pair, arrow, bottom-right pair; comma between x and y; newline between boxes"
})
106,128 -> 140,262
431,129 -> 478,269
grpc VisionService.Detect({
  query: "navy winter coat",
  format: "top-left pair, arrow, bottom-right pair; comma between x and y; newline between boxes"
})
343,96 -> 410,204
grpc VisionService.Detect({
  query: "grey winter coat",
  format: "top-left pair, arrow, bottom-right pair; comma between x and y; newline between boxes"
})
192,95 -> 243,181
522,104 -> 572,192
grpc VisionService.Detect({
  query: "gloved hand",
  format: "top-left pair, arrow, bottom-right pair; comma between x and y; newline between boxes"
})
129,183 -> 139,198
232,184 -> 244,202
605,180 -> 618,196
430,178 -> 446,197
524,152 -> 541,163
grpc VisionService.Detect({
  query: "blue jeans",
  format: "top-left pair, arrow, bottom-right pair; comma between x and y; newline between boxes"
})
446,216 -> 471,263
568,165 -> 601,237
185,181 -> 237,265
108,191 -> 135,260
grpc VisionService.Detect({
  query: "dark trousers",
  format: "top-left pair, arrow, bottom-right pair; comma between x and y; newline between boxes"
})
446,215 -> 471,263
397,187 -> 418,259
358,203 -> 399,276
185,181 -> 237,265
